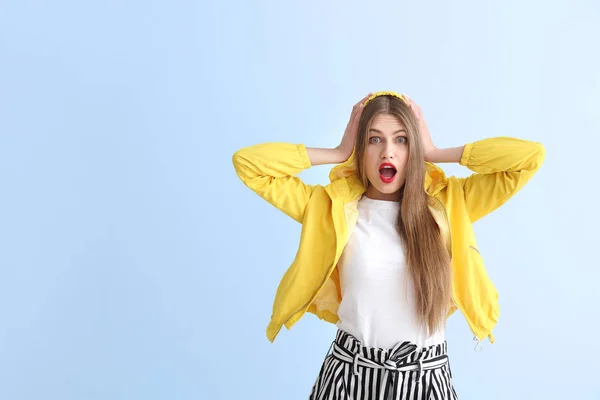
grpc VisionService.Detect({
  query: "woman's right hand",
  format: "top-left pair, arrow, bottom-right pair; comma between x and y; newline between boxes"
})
335,93 -> 372,162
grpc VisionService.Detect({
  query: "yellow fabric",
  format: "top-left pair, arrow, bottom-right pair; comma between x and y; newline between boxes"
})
232,137 -> 545,344
364,91 -> 407,106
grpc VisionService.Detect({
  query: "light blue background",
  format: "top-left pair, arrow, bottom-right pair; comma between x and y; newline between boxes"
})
1,0 -> 598,399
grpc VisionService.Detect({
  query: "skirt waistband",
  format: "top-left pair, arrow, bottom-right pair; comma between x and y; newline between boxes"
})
330,329 -> 449,382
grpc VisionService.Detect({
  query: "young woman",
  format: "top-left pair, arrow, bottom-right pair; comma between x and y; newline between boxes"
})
232,91 -> 545,399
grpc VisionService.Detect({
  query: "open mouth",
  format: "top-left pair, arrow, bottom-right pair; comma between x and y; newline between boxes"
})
379,163 -> 397,183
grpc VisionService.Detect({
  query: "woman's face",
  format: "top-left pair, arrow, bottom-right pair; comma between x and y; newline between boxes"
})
363,113 -> 410,201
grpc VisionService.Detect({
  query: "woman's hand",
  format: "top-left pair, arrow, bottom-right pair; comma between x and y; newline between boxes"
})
403,94 -> 465,163
306,93 -> 373,166
402,94 -> 437,162
335,92 -> 373,162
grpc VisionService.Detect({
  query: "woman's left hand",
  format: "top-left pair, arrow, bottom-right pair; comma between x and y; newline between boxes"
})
402,94 -> 437,162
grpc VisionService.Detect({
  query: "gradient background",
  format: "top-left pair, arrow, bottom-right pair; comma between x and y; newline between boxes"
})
1,0 -> 599,399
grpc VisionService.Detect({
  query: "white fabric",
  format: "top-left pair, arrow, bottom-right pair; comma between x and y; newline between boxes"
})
335,195 -> 446,349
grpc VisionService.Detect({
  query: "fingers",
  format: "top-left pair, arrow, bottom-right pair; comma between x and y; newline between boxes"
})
354,93 -> 373,109
403,93 -> 414,108
350,93 -> 372,128
402,93 -> 422,119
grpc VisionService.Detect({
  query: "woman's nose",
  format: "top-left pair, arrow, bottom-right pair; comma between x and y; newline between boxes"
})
381,144 -> 395,159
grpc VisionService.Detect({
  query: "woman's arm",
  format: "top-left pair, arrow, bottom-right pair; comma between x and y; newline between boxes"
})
403,94 -> 546,223
306,147 -> 348,165
232,93 -> 372,223
455,137 -> 545,222
232,142 -> 316,223
425,146 -> 465,163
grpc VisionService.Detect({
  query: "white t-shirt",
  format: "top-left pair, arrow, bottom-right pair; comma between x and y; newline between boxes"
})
335,195 -> 446,349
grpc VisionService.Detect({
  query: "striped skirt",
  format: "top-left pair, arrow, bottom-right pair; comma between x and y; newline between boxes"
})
309,330 -> 458,400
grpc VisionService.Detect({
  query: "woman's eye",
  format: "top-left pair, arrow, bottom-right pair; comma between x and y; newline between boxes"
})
369,137 -> 406,144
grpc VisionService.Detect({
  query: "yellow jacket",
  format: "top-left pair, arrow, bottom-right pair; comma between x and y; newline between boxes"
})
232,137 -> 545,344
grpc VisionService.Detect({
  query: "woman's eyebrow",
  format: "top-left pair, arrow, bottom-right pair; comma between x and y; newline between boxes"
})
368,128 -> 407,134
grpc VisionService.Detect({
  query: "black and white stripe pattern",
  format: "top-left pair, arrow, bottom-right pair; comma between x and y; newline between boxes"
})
309,330 -> 458,400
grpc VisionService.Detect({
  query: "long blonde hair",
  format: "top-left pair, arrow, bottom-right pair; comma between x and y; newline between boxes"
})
354,95 -> 452,337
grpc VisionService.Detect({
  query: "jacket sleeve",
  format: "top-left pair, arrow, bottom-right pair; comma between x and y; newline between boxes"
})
232,142 -> 316,223
457,137 -> 546,223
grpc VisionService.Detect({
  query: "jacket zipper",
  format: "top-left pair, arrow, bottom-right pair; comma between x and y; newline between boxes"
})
432,195 -> 484,349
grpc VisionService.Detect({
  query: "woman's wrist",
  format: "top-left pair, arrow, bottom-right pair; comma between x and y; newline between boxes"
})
425,146 -> 466,163
306,147 -> 348,166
